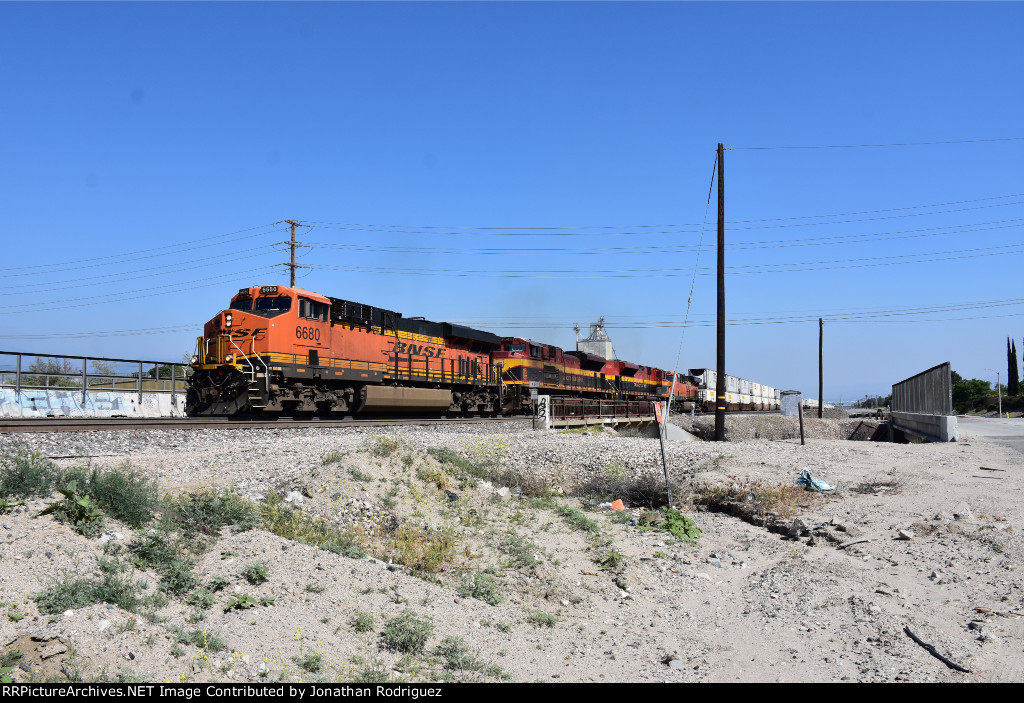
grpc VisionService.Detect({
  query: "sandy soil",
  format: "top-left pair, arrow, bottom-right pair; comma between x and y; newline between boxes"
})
0,421 -> 1021,684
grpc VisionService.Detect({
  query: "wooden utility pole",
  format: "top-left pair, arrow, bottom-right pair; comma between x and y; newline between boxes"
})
818,318 -> 824,419
715,143 -> 726,442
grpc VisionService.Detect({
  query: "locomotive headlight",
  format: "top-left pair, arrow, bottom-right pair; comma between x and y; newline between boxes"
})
190,355 -> 198,365
225,313 -> 233,328
224,354 -> 234,363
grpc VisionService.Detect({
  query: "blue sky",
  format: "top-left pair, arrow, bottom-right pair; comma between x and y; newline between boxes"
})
2,1 -> 1022,402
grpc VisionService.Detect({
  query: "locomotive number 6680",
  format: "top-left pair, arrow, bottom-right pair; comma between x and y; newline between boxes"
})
295,325 -> 320,341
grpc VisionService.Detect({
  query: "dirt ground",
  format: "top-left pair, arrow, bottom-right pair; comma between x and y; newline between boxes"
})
1,420 -> 1021,684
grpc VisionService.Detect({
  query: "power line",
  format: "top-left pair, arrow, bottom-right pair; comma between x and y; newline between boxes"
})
301,192 -> 1024,232
732,136 -> 1024,150
449,295 -> 1024,326
12,250 -> 280,293
0,267 -> 278,315
8,222 -> 284,275
309,242 -> 1023,279
0,325 -> 198,340
302,219 -> 1024,257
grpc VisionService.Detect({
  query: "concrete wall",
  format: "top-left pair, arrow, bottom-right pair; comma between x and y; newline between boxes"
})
0,389 -> 186,418
891,411 -> 958,442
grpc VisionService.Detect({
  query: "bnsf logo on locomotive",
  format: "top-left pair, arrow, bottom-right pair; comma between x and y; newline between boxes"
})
390,341 -> 446,359
229,328 -> 266,340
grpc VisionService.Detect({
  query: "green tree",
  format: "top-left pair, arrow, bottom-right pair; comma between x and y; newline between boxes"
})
951,370 -> 992,405
1009,338 -> 1020,396
20,358 -> 80,388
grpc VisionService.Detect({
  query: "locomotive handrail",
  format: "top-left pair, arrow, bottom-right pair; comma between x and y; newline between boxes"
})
249,332 -> 269,394
228,336 -> 260,389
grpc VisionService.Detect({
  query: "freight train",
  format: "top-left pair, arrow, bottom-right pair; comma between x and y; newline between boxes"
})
185,285 -> 775,417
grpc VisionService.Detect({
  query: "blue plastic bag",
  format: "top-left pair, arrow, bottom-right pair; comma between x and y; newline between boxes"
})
797,469 -> 835,492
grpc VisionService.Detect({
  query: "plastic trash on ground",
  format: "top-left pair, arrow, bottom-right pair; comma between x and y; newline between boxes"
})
610,499 -> 625,511
797,469 -> 835,492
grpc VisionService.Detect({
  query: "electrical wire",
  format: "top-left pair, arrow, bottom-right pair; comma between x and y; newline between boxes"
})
12,250 -> 281,293
732,136 -> 1024,150
307,242 -> 1023,278
302,219 -> 1024,257
9,222 -> 284,275
301,193 -> 1024,233
0,267 -> 278,315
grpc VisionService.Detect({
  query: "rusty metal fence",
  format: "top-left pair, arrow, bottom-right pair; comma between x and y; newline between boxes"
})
549,397 -> 656,420
891,362 -> 952,415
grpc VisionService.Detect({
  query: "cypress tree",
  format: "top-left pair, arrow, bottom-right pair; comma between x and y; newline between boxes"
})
1009,338 -> 1020,396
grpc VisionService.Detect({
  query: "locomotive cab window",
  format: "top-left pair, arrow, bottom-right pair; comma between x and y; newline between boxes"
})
505,343 -> 526,354
251,296 -> 292,318
230,298 -> 253,311
298,298 -> 327,321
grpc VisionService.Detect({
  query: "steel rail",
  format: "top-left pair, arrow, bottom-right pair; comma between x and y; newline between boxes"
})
0,415 -> 527,434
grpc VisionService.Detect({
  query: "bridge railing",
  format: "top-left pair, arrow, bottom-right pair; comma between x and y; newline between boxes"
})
0,350 -> 190,418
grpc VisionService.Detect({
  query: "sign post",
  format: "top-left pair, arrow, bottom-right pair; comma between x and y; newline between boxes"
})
655,401 -> 673,507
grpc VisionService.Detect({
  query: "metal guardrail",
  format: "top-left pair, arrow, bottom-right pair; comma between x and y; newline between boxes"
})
891,361 -> 952,416
0,350 -> 189,417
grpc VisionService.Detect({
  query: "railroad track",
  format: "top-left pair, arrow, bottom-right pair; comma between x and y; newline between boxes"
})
0,415 -> 526,433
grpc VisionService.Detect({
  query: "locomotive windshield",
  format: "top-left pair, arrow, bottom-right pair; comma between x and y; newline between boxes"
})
504,344 -> 526,353
250,296 -> 292,318
230,298 -> 253,311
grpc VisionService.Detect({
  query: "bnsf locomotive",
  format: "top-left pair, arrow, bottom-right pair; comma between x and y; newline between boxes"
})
185,284 -> 698,417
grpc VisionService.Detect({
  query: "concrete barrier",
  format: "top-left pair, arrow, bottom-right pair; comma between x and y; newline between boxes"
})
891,411 -> 958,442
0,389 -> 185,418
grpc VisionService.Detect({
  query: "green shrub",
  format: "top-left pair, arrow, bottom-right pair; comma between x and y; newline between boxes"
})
297,651 -> 324,673
525,610 -> 557,628
260,491 -> 366,558
129,528 -> 179,570
241,562 -> 269,586
350,661 -> 391,683
457,573 -> 504,606
85,465 -> 159,528
169,489 -> 260,534
369,435 -> 404,458
496,533 -> 544,571
38,480 -> 106,536
434,636 -> 485,671
34,560 -> 142,614
350,610 -> 375,633
175,628 -> 227,652
426,448 -> 486,480
380,610 -> 433,654
387,524 -> 456,573
159,557 -> 201,596
659,508 -> 701,542
322,450 -> 347,466
0,450 -> 60,498
556,505 -> 601,534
